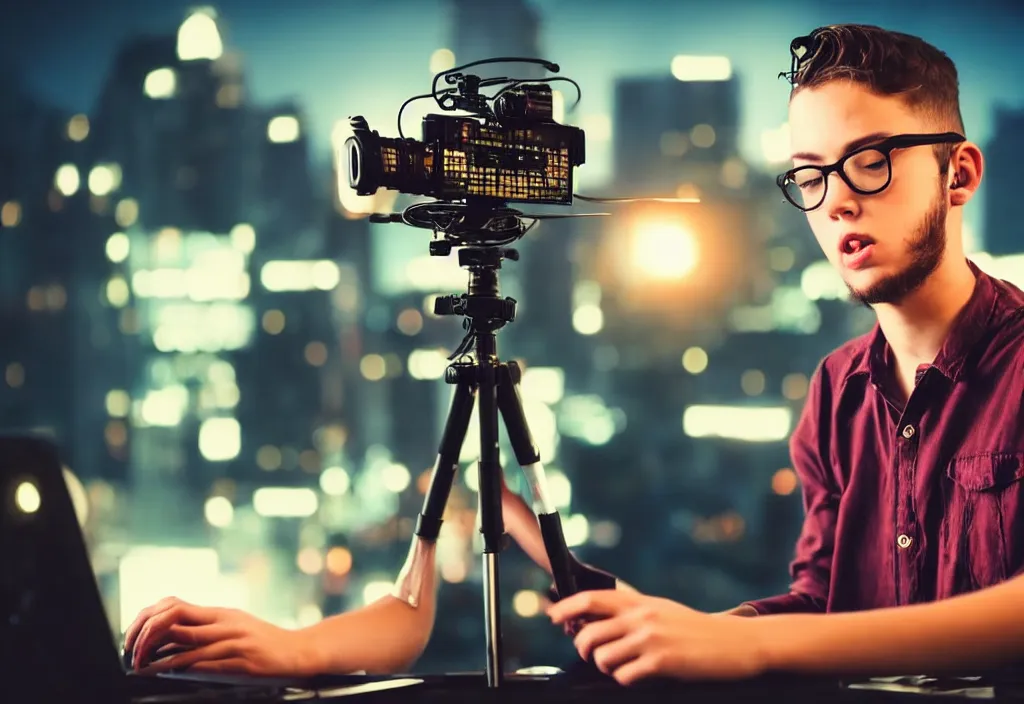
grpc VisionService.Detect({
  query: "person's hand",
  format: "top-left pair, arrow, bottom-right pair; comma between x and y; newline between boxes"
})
497,477 -> 628,607
547,589 -> 769,686
124,596 -> 320,677
547,558 -> 622,637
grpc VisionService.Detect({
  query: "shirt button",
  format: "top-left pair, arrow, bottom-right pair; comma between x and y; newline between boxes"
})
897,534 -> 913,549
902,425 -> 915,439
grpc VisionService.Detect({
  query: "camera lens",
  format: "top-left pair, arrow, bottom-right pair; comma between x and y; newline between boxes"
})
347,139 -> 361,189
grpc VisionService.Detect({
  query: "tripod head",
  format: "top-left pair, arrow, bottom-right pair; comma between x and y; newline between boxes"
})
432,245 -> 520,363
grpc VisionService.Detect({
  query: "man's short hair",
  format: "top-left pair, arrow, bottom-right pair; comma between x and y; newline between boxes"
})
784,24 -> 965,168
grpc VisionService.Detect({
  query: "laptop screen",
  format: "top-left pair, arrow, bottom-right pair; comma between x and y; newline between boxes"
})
0,435 -> 127,702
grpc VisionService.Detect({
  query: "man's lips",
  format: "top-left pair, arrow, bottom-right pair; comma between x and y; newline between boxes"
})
840,234 -> 877,270
839,233 -> 875,255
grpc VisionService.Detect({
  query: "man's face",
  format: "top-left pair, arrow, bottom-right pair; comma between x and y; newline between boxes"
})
787,81 -> 949,306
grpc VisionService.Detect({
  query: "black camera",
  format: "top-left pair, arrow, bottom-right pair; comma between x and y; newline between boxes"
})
345,71 -> 586,206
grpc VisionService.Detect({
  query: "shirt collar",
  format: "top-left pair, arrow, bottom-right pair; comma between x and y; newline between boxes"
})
856,260 -> 999,384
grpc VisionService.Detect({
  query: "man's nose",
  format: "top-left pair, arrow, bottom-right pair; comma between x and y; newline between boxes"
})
823,171 -> 861,219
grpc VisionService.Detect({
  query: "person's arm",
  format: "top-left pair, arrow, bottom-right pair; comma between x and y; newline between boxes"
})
128,541 -> 439,677
501,480 -> 633,595
299,582 -> 437,675
296,536 -> 441,675
759,571 -> 1024,675
501,479 -> 553,573
742,364 -> 836,616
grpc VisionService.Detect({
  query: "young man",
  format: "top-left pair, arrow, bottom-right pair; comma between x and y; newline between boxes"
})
124,24 -> 1024,682
547,22 -> 1024,682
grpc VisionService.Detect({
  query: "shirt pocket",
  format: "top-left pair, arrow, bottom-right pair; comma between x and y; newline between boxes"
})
941,452 -> 1024,595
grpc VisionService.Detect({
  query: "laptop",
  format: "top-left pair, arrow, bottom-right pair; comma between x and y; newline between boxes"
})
0,434 -> 291,703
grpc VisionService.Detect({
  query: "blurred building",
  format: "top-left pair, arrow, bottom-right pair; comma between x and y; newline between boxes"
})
0,71 -> 119,481
1,70 -> 84,462
71,10 -> 376,640
447,0 -> 545,80
613,64 -> 741,196
85,15 -> 253,534
983,105 -> 1024,256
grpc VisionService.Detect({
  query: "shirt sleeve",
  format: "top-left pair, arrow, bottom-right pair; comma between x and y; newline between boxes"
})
742,362 -> 840,615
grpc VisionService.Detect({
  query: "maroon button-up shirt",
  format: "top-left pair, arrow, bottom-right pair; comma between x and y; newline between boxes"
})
746,263 -> 1024,614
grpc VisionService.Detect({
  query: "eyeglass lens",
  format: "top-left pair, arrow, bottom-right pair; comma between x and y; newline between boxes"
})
784,148 -> 890,210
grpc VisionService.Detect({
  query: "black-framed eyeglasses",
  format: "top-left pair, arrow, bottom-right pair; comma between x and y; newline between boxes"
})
776,132 -> 966,212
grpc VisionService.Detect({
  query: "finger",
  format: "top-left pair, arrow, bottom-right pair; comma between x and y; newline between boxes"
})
124,597 -> 182,653
547,590 -> 639,624
154,643 -> 193,658
139,640 -> 241,675
165,623 -> 239,648
572,615 -> 634,665
611,653 -> 662,687
182,658 -> 253,675
134,604 -> 222,669
136,618 -> 214,670
591,625 -> 650,676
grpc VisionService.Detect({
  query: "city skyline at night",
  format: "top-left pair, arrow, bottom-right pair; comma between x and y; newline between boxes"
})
3,0 -> 1023,676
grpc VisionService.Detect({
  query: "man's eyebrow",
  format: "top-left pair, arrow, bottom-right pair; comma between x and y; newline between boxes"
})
790,132 -> 893,163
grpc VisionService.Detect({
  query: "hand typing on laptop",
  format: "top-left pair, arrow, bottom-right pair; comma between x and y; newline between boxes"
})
123,582 -> 437,677
124,597 -> 318,676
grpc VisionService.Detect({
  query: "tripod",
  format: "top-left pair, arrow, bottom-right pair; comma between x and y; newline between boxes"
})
411,245 -> 580,688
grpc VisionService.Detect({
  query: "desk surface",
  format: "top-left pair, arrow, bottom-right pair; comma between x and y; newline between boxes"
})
106,664 -> 1024,703
296,671 -> 1015,703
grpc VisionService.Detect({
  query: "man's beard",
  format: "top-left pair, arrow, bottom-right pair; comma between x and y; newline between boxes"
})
847,191 -> 948,306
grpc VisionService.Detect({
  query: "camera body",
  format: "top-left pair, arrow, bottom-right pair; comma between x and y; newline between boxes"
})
345,83 -> 586,206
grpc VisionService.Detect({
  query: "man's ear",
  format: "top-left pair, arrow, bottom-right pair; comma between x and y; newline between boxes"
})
949,142 -> 983,208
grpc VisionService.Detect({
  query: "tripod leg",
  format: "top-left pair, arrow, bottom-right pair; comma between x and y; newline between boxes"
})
392,380 -> 475,609
497,361 -> 579,600
476,354 -> 505,688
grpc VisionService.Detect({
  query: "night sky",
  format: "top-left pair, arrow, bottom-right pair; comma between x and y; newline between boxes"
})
6,0 -> 1024,190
